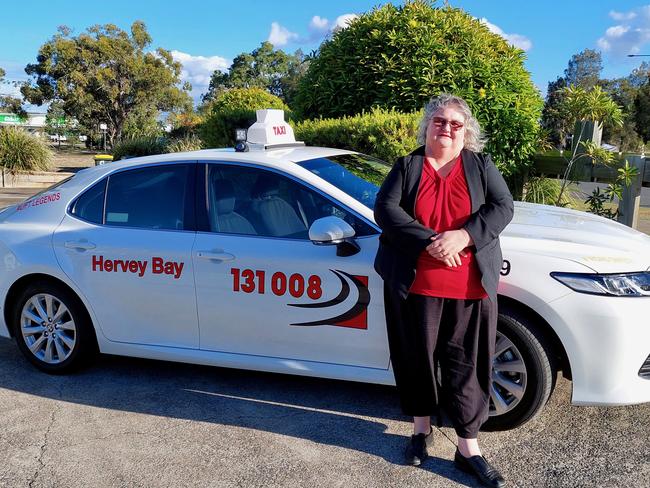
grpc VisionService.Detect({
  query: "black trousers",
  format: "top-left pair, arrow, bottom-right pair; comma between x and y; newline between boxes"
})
384,286 -> 497,438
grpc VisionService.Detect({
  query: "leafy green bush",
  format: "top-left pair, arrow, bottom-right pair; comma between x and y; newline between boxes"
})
112,136 -> 167,161
521,176 -> 576,207
112,134 -> 205,160
165,135 -> 204,153
200,88 -> 287,148
0,127 -> 52,173
294,108 -> 420,163
293,0 -> 543,180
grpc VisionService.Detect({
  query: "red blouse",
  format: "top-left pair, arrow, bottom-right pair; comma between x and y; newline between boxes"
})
409,155 -> 487,299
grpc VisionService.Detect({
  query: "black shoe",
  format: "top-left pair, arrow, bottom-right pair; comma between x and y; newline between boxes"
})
454,449 -> 506,488
404,429 -> 434,466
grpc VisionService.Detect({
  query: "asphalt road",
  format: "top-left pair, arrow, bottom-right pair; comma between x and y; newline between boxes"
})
0,188 -> 41,209
0,338 -> 648,488
574,181 -> 650,206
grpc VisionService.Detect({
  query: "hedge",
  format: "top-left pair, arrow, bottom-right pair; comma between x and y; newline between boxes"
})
200,88 -> 288,148
294,108 -> 421,163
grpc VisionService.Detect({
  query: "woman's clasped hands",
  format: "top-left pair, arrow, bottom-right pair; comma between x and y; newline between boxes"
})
425,229 -> 473,267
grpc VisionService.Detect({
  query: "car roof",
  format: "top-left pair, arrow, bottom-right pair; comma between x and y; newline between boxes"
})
76,145 -> 358,179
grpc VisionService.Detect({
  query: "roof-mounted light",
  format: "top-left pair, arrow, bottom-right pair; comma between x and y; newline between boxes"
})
235,109 -> 305,152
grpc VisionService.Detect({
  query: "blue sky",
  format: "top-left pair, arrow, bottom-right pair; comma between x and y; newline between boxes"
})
2,0 -> 650,109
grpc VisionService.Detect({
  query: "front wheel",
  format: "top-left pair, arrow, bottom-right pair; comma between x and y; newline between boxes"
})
482,308 -> 556,431
12,281 -> 97,374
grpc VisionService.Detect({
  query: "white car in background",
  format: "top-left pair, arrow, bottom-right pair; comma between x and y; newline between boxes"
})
1,110 -> 649,430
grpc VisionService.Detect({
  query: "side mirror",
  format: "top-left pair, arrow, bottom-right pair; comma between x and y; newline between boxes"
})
308,216 -> 360,257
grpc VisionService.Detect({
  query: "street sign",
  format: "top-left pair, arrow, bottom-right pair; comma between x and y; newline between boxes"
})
0,114 -> 27,124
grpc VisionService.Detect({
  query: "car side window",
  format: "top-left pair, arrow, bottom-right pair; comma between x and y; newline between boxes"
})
104,165 -> 190,231
207,164 -> 376,239
71,179 -> 106,224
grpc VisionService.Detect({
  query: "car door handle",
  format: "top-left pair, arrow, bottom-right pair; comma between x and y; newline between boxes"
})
196,250 -> 235,262
64,240 -> 96,251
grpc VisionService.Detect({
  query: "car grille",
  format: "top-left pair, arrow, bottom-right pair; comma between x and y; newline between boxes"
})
640,354 -> 650,379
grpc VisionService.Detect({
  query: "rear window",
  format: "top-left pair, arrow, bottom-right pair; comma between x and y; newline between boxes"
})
71,180 -> 106,224
104,165 -> 191,231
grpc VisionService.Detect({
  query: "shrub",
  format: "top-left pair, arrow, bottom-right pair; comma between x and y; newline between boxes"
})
112,135 -> 205,160
200,88 -> 287,148
521,176 -> 576,207
293,0 -> 543,179
165,135 -> 204,153
112,136 -> 167,161
0,127 -> 52,173
294,108 -> 420,163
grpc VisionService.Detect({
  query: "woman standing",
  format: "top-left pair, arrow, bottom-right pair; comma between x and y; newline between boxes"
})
374,94 -> 513,488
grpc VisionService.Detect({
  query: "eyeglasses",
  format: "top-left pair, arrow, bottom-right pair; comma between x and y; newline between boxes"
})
431,117 -> 465,131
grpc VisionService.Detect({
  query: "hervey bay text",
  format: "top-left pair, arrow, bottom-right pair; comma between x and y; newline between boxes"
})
91,255 -> 184,279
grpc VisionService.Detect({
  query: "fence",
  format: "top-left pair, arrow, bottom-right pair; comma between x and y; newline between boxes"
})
532,154 -> 647,229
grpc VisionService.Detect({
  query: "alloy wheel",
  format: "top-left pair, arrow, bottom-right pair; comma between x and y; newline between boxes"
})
20,293 -> 77,364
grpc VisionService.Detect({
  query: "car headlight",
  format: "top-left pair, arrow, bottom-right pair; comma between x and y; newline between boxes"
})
550,271 -> 650,297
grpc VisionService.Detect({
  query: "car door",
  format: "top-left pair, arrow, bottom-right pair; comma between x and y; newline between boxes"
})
192,162 -> 389,369
53,163 -> 200,348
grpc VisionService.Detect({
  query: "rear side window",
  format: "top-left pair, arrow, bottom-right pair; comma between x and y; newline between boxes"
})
71,180 -> 106,224
104,165 -> 191,231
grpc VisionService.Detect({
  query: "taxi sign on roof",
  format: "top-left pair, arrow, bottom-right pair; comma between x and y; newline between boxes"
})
246,109 -> 303,149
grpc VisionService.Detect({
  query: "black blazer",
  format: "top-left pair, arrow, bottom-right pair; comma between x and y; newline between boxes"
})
373,146 -> 514,302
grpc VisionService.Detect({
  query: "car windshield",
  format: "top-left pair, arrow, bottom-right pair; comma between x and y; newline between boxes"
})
297,153 -> 392,209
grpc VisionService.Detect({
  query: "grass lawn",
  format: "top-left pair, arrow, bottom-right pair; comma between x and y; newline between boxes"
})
49,144 -> 98,171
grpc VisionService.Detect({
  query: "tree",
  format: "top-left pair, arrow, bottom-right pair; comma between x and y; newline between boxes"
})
600,76 -> 643,152
44,101 -> 75,148
599,62 -> 650,151
634,82 -> 650,144
292,0 -> 543,181
542,50 -> 604,149
21,22 -> 192,147
202,42 -> 307,106
554,85 -> 623,206
541,77 -> 570,148
564,49 -> 602,89
627,61 -> 650,88
0,67 -> 25,115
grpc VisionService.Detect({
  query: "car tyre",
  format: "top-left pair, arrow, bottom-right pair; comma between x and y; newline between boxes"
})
12,281 -> 97,374
482,307 -> 556,431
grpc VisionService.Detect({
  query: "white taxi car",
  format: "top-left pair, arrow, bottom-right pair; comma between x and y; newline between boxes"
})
1,110 -> 649,430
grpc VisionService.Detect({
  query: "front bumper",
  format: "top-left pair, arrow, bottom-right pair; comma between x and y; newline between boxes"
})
547,292 -> 650,406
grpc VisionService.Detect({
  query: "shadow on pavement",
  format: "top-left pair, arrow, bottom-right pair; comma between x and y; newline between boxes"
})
0,338 -> 480,487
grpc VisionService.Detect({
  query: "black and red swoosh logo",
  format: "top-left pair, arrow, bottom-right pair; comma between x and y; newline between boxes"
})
288,270 -> 370,329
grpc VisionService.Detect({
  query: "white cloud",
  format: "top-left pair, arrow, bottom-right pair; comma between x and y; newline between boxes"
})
170,50 -> 229,103
309,15 -> 329,34
304,13 -> 358,42
610,10 -> 637,21
332,14 -> 359,32
268,22 -> 299,47
597,38 -> 611,51
605,25 -> 630,38
269,13 -> 357,47
480,18 -> 532,51
172,51 -> 229,87
597,6 -> 650,56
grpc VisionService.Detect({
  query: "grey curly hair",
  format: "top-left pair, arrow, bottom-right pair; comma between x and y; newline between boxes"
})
416,93 -> 486,152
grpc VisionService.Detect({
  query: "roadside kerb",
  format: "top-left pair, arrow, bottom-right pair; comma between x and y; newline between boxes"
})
1,169 -> 74,188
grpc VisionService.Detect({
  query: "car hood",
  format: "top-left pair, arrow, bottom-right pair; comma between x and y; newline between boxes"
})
502,202 -> 650,273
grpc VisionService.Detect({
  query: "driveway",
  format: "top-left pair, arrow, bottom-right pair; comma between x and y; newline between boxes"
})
0,338 -> 647,487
